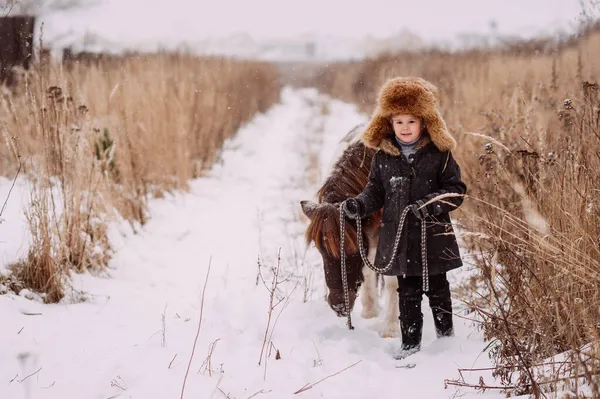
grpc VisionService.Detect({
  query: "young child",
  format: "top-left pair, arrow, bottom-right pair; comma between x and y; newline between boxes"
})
342,76 -> 467,359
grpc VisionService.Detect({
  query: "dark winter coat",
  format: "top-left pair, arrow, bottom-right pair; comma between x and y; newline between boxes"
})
354,135 -> 466,276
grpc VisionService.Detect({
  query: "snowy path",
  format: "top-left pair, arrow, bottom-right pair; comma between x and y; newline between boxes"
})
1,88 -> 503,399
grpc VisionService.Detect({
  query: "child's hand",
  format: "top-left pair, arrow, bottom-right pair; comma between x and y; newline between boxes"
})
342,198 -> 361,219
409,200 -> 429,220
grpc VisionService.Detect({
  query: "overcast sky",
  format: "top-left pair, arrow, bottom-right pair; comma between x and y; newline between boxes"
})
36,0 -> 590,49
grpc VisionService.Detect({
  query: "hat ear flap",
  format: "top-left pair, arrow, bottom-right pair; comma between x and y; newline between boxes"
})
362,110 -> 392,150
423,108 -> 456,152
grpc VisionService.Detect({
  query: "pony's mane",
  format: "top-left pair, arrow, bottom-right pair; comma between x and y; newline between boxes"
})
317,141 -> 373,204
305,141 -> 379,259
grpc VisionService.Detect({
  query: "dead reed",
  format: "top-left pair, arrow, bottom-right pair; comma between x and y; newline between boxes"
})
308,24 -> 600,397
0,53 -> 280,302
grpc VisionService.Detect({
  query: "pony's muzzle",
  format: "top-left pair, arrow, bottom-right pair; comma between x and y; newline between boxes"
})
327,288 -> 357,317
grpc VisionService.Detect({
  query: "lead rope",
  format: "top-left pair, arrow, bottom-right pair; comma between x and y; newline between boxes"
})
339,205 -> 354,330
339,204 -> 429,330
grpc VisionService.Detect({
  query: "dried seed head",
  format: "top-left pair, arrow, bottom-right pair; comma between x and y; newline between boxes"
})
47,86 -> 63,99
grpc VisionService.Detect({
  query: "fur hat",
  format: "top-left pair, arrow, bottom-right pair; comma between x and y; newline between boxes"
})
361,76 -> 456,156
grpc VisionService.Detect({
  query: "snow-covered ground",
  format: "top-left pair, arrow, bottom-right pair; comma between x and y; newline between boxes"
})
0,88 -> 503,399
0,178 -> 32,278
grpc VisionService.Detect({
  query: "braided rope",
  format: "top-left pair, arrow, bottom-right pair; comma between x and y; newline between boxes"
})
339,203 -> 430,330
339,205 -> 354,330
421,221 -> 429,292
355,207 -> 411,274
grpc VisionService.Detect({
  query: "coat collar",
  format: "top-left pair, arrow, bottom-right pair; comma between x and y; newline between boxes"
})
378,133 -> 433,157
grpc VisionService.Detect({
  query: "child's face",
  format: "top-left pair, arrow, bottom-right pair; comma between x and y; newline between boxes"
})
391,114 -> 422,143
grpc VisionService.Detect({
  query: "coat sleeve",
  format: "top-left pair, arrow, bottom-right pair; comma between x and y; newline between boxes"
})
422,152 -> 467,216
354,151 -> 386,217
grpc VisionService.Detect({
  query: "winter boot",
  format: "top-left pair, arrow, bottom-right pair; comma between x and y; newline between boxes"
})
427,273 -> 454,338
394,318 -> 423,360
433,309 -> 454,338
396,275 -> 424,360
393,344 -> 421,360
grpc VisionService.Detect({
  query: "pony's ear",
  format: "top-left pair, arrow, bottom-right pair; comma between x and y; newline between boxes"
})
300,200 -> 320,219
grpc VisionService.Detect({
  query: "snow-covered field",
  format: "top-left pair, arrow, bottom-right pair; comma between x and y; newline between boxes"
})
0,88 -> 503,399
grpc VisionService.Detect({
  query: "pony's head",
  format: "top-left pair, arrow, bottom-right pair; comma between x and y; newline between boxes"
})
300,199 -> 365,315
300,200 -> 360,260
300,131 -> 380,316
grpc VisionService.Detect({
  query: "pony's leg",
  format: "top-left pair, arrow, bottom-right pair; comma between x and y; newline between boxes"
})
360,235 -> 380,319
380,275 -> 401,338
360,266 -> 380,319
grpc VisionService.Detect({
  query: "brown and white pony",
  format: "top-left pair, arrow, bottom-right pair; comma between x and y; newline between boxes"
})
300,124 -> 400,338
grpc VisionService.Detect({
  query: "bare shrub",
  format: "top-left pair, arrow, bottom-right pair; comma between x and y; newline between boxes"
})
310,24 -> 600,397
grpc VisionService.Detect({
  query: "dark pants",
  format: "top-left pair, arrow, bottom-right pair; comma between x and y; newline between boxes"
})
396,273 -> 454,348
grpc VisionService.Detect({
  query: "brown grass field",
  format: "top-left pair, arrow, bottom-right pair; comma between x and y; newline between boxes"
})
2,19 -> 600,396
304,23 -> 600,397
0,54 -> 281,302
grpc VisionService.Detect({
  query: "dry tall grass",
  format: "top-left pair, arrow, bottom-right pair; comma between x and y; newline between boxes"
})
0,53 -> 280,302
308,25 -> 600,397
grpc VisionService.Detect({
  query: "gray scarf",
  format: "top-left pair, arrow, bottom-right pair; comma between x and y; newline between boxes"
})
395,135 -> 421,163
